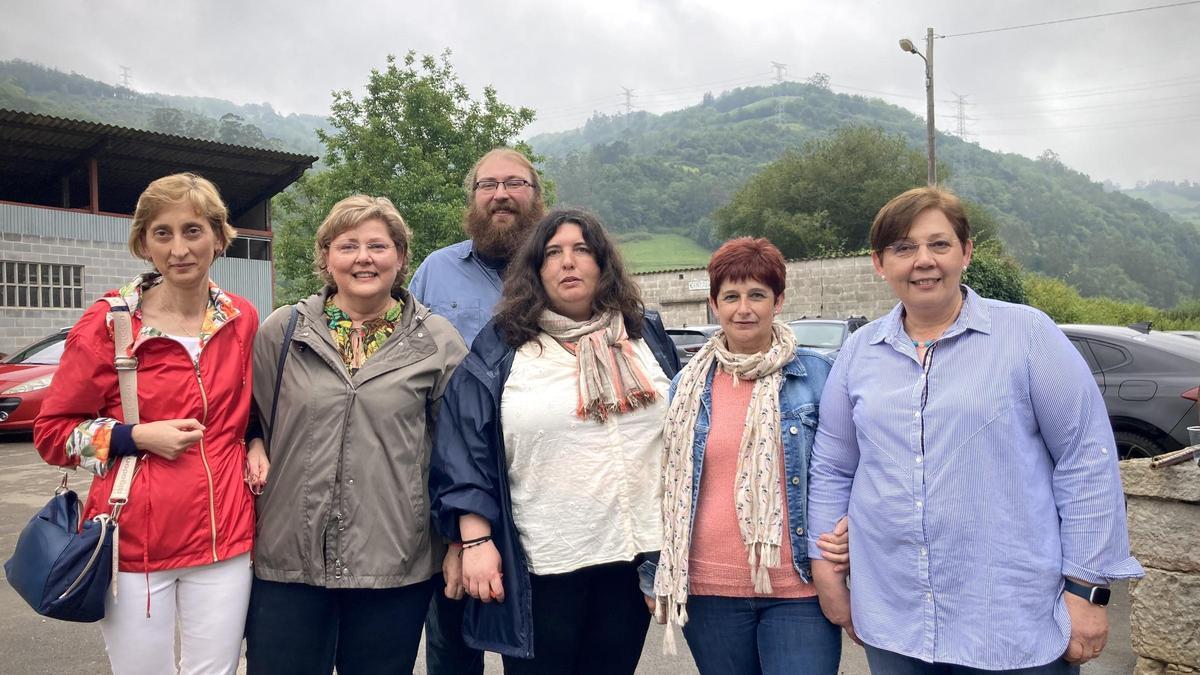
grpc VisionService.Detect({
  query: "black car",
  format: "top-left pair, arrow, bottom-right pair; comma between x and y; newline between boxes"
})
786,317 -> 868,358
666,325 -> 721,366
1060,324 -> 1200,459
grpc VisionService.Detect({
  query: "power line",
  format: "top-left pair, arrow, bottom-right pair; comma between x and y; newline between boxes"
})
939,0 -> 1200,39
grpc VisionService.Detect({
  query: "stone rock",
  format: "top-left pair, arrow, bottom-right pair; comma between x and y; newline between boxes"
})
1166,665 -> 1198,674
1127,497 -> 1200,573
1130,568 -> 1200,667
1122,459 -> 1200,503
1136,658 -> 1166,675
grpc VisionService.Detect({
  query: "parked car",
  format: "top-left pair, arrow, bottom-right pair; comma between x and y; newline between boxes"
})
0,328 -> 70,432
786,317 -> 868,358
1059,324 -> 1200,460
666,325 -> 721,366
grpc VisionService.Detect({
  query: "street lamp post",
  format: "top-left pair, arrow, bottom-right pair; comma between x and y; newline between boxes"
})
900,27 -> 936,185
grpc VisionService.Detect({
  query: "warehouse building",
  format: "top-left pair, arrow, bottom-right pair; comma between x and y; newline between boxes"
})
0,108 -> 316,355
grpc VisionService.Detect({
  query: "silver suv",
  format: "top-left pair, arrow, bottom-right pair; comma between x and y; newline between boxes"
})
1060,324 -> 1200,459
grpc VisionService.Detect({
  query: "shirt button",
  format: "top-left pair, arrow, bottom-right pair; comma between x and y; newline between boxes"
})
795,527 -> 804,536
789,426 -> 798,435
915,456 -> 923,464
348,479 -> 355,485
926,592 -> 932,601
913,411 -> 920,418
920,547 -> 927,556
1101,447 -> 1109,455
916,500 -> 923,509
791,476 -> 801,486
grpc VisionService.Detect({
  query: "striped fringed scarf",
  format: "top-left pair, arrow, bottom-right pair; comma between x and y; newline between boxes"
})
538,310 -> 658,421
654,321 -> 796,653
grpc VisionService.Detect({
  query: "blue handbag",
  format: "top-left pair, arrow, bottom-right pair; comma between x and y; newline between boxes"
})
4,482 -> 115,622
4,297 -> 139,622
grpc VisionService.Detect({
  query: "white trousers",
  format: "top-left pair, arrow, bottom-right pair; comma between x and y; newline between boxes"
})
99,552 -> 252,675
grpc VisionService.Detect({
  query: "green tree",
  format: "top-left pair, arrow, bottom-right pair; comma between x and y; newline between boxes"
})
273,50 -> 539,303
963,239 -> 1025,304
714,126 -> 932,257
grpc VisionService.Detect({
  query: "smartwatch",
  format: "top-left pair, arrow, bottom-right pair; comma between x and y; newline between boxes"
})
1063,579 -> 1111,606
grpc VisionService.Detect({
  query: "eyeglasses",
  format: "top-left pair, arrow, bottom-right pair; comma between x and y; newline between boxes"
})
884,239 -> 956,258
474,178 -> 534,193
329,242 -> 395,256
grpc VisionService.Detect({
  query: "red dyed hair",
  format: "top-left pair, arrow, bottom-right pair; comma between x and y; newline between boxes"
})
707,237 -> 787,302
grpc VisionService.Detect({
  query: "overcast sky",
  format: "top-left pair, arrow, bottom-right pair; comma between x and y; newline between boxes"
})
3,0 -> 1197,187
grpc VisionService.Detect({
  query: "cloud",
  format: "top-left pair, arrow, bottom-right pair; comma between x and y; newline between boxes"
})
2,0 -> 1197,185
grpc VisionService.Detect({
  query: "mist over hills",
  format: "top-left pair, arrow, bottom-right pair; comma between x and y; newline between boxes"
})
3,59 -> 1196,307
528,82 -> 1200,308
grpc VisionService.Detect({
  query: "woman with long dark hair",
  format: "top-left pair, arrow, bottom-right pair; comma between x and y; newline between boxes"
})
430,208 -> 681,674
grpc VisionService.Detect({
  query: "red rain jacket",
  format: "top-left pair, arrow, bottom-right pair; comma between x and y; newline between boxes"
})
34,281 -> 257,573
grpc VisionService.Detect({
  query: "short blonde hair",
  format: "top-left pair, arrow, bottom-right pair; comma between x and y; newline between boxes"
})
129,173 -> 237,260
313,195 -> 413,292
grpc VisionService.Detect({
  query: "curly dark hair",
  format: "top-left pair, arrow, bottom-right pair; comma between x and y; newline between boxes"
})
493,208 -> 645,347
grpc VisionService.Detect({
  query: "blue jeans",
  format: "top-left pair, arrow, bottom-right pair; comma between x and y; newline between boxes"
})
245,576 -> 433,675
681,595 -> 841,675
864,646 -> 1081,674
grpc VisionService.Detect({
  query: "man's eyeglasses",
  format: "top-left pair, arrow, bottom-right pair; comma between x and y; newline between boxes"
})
330,242 -> 394,256
474,178 -> 534,193
884,239 -> 956,258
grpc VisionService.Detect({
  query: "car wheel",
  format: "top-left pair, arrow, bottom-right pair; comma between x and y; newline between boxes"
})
1113,430 -> 1166,460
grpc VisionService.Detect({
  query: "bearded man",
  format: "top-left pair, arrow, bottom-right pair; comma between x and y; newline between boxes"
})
410,147 -> 546,674
409,147 -> 546,347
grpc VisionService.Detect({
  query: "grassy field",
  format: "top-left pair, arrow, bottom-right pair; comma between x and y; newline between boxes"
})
617,233 -> 712,273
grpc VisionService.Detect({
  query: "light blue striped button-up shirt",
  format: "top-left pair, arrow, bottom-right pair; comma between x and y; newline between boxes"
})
807,287 -> 1143,670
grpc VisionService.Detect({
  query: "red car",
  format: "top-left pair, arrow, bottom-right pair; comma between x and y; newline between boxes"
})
0,328 -> 69,432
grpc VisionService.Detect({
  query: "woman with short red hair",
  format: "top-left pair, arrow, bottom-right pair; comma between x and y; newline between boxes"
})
653,237 -> 845,674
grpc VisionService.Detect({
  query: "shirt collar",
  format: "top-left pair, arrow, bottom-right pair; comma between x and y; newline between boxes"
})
868,285 -> 992,346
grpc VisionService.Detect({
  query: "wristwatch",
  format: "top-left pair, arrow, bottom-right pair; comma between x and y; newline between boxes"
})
1064,578 -> 1111,606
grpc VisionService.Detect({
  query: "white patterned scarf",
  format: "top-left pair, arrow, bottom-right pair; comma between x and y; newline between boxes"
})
537,310 -> 658,421
654,321 -> 796,649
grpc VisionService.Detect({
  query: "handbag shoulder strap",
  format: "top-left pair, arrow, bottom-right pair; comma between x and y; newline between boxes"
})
100,297 -> 138,507
266,306 -> 300,447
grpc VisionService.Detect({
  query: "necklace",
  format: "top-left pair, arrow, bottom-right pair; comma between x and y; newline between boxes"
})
912,339 -> 935,348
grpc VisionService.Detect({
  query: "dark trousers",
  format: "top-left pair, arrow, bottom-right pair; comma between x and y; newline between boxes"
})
424,575 -> 484,675
681,595 -> 841,675
864,646 -> 1081,675
245,576 -> 434,675
502,561 -> 651,675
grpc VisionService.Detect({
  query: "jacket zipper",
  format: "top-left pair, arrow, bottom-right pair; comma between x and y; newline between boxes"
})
193,358 -> 218,562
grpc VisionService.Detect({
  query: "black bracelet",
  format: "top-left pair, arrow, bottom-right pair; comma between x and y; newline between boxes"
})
461,536 -> 493,549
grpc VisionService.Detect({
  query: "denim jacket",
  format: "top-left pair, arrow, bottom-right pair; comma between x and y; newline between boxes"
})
670,347 -> 834,584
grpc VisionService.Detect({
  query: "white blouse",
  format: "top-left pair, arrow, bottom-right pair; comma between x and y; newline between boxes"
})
501,333 -> 670,575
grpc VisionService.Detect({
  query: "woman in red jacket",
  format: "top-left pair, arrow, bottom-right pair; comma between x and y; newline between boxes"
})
34,173 -> 265,675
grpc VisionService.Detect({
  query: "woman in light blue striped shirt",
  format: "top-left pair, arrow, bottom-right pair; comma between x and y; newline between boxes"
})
807,186 -> 1143,674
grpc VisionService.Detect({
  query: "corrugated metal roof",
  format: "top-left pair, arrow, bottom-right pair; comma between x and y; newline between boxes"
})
0,108 -> 317,220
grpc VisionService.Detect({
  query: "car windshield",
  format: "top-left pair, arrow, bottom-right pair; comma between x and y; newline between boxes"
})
670,332 -> 709,347
4,334 -> 67,365
789,323 -> 845,349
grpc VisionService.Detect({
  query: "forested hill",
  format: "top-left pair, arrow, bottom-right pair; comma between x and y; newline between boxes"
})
529,82 -> 1200,309
0,60 -> 327,156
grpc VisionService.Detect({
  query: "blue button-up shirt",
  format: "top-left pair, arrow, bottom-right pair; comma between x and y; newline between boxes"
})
806,287 -> 1143,670
408,240 -> 504,347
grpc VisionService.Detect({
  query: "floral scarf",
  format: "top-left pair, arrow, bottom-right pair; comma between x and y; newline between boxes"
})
324,296 -> 403,375
654,321 -> 797,651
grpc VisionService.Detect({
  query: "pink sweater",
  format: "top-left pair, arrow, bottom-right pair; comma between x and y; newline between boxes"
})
688,370 -> 816,598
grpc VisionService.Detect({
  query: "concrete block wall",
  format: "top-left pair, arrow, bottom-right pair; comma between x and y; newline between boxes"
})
635,254 -> 896,328
0,232 -> 150,355
1121,459 -> 1200,674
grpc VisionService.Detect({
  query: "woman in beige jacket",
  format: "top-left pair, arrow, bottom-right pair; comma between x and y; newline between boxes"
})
244,195 -> 467,675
